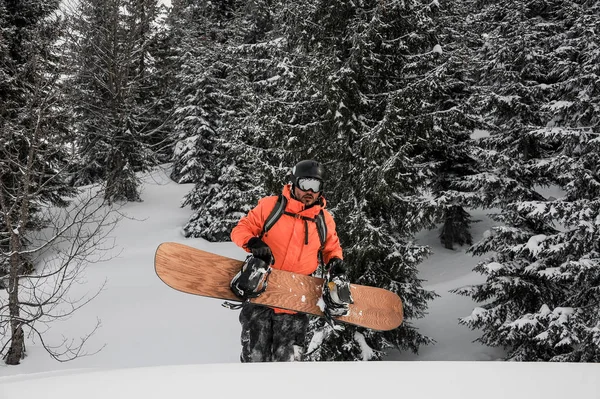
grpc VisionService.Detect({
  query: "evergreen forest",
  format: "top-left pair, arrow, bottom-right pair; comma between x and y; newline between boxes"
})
1,0 -> 599,364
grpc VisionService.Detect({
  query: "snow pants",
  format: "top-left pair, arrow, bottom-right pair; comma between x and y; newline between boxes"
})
239,303 -> 309,362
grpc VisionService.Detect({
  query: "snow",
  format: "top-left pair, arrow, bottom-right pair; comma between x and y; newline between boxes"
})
484,262 -> 504,272
354,332 -> 375,361
1,362 -> 598,399
0,166 -> 598,398
552,307 -> 575,325
509,317 -> 538,329
548,101 -> 574,110
525,234 -> 547,256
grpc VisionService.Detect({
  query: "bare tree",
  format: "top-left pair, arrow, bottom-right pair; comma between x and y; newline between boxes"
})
0,5 -> 121,364
0,81 -> 122,364
0,184 -> 120,364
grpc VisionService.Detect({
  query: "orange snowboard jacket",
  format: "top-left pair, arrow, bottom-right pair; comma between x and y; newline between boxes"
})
231,185 -> 343,313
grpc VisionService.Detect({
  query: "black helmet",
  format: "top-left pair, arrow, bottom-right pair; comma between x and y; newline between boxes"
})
291,160 -> 324,183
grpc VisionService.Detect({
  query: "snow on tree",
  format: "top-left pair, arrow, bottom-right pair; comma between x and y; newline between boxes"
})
0,0 -> 117,366
168,0 -> 234,185
454,0 -> 600,362
245,0 -> 445,360
66,0 -> 155,203
421,0 -> 481,249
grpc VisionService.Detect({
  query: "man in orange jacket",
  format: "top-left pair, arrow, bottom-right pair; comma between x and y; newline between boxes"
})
230,160 -> 349,362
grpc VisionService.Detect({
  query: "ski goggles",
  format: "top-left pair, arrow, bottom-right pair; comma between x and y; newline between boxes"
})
296,178 -> 323,193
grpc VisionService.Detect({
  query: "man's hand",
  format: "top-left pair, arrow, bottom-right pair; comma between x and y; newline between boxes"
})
245,237 -> 272,263
326,258 -> 346,278
322,258 -> 353,318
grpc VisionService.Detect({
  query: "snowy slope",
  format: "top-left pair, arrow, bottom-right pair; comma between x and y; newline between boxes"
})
0,165 -> 504,375
0,166 -> 592,385
2,362 -> 599,399
1,166 -> 598,398
0,166 -> 242,376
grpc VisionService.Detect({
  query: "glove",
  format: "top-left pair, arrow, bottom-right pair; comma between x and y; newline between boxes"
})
326,258 -> 347,278
322,258 -> 353,318
246,237 -> 272,263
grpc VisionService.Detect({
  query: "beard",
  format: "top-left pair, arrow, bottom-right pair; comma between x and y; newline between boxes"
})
301,194 -> 316,205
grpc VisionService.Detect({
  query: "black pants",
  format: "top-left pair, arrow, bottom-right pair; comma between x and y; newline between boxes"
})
239,303 -> 309,362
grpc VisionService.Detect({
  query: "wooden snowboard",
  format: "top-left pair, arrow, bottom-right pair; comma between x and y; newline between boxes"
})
155,242 -> 403,331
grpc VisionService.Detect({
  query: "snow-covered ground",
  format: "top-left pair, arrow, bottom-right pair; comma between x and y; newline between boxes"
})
1,166 -> 598,398
2,361 -> 598,399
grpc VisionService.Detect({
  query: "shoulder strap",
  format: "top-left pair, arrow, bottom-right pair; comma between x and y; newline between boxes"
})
315,210 -> 327,274
315,210 -> 327,249
260,194 -> 287,238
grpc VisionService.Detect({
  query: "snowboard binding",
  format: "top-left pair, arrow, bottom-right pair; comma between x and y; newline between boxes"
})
229,255 -> 272,301
322,272 -> 354,318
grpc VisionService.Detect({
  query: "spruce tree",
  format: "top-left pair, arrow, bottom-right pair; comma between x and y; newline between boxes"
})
454,0 -> 600,361
146,3 -> 179,162
67,0 -> 154,203
168,0 -> 230,185
178,0 -> 282,241
423,0 -> 482,249
249,0 -> 444,360
124,0 -> 173,163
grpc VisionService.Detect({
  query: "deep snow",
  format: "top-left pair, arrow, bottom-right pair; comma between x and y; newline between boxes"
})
1,166 -> 597,398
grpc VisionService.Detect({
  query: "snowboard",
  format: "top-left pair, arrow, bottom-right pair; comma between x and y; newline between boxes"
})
155,242 -> 403,331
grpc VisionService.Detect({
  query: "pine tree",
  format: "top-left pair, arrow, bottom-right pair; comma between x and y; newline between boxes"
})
454,0 -> 600,361
145,3 -> 178,162
124,0 -> 173,163
66,0 -> 154,203
423,0 -> 482,249
168,0 -> 230,185
179,0 -> 283,241
248,0 -> 444,360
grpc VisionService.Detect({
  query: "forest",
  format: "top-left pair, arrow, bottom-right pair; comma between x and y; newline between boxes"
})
1,0 -> 599,365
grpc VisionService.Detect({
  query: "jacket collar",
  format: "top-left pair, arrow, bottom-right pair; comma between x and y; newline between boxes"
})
282,184 -> 326,216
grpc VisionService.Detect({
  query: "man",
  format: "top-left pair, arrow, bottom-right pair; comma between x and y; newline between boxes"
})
230,159 -> 349,362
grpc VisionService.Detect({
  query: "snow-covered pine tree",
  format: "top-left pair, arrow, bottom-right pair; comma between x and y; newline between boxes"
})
178,0 -> 278,241
454,0 -> 600,361
451,0 -> 552,211
422,0 -> 481,250
449,0 -> 566,361
122,0 -> 173,163
167,0 -> 225,185
66,0 -> 154,203
234,0 -> 323,188
145,3 -> 178,162
263,0 -> 441,360
0,0 -> 76,364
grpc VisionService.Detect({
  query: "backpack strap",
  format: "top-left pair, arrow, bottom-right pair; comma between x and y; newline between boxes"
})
315,210 -> 327,250
260,194 -> 287,238
315,210 -> 327,272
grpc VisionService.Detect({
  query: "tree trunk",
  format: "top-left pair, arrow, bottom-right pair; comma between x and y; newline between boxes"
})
439,205 -> 473,250
5,235 -> 25,365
